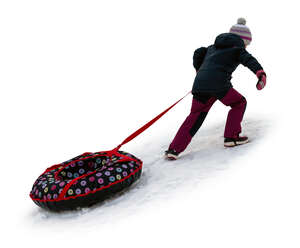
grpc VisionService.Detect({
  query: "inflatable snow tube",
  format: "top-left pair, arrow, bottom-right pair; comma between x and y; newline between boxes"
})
30,150 -> 142,211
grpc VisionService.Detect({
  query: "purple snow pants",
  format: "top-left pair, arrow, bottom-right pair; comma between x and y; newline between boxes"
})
169,88 -> 247,154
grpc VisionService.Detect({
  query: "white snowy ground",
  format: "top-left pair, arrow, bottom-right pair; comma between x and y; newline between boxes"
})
27,116 -> 271,224
1,1 -> 300,247
11,105 -> 300,248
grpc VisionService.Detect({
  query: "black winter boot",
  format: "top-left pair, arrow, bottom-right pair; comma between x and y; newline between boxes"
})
164,149 -> 179,160
224,135 -> 249,147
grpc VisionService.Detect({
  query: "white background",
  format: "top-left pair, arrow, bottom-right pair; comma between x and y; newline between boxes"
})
1,0 -> 299,247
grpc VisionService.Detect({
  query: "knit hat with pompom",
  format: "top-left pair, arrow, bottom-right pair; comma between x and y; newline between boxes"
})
229,18 -> 252,46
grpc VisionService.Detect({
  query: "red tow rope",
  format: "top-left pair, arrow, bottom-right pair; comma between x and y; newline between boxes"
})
114,91 -> 191,151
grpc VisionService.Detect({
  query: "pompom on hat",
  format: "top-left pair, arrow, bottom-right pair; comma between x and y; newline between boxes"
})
229,18 -> 252,46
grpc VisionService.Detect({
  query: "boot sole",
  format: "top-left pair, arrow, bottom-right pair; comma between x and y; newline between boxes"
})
165,153 -> 178,160
224,139 -> 249,147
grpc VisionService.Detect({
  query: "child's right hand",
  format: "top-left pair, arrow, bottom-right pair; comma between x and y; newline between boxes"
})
256,70 -> 267,90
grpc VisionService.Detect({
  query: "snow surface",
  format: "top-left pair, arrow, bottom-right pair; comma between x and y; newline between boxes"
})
1,0 -> 300,247
27,117 -> 270,224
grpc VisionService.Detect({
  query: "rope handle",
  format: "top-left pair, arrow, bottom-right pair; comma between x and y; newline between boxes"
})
114,91 -> 191,151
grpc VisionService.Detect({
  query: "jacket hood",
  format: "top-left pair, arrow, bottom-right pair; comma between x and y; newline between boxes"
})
214,33 -> 245,49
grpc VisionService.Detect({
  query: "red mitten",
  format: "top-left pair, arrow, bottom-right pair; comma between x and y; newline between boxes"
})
256,70 -> 267,90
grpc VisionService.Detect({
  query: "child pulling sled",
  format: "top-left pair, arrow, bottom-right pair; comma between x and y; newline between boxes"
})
165,18 -> 267,160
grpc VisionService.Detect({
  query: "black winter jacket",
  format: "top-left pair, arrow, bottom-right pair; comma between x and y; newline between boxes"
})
192,33 -> 263,94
